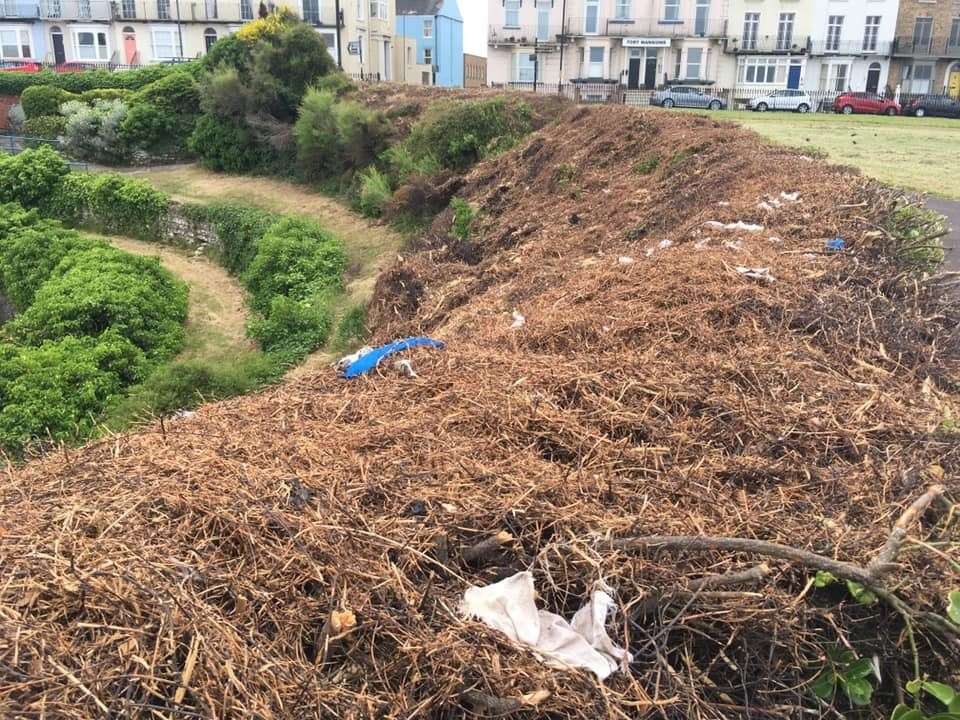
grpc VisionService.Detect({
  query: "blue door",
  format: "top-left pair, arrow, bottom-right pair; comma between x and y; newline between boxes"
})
787,65 -> 801,89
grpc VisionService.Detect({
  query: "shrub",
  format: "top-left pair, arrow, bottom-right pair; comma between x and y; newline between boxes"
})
0,63 -> 199,97
0,145 -> 68,208
404,97 -> 533,170
189,113 -> 271,172
248,294 -> 332,360
332,304 -> 367,353
294,89 -> 388,179
0,202 -> 38,240
80,88 -> 134,103
41,171 -> 94,226
23,115 -> 67,139
130,72 -> 200,115
235,7 -> 298,43
62,98 -> 129,164
250,23 -> 336,118
11,245 -> 187,361
450,197 -> 476,241
0,221 -> 94,310
316,72 -> 356,97
7,104 -> 25,132
86,173 -> 169,238
242,216 -> 345,312
379,145 -> 440,183
202,33 -> 253,73
181,202 -> 277,275
20,85 -> 79,118
358,167 -> 392,218
632,155 -> 660,175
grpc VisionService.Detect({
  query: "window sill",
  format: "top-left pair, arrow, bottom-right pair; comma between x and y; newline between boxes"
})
609,19 -> 634,24
658,20 -> 684,25
503,25 -> 521,30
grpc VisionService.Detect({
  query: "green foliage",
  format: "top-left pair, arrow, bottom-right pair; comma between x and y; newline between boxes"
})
85,173 -> 169,238
11,245 -> 187,362
61,98 -> 130,164
131,71 -> 200,115
812,571 -> 879,605
188,113 -> 270,172
248,294 -> 332,360
0,221 -> 94,310
250,23 -> 336,120
0,62 -> 199,96
0,146 -> 68,209
23,115 -> 67,139
181,202 -> 278,275
242,216 -> 345,312
20,85 -> 79,118
633,155 -> 660,175
810,647 -> 876,707
891,680 -> 960,719
380,144 -> 440,183
450,197 -> 476,241
404,97 -> 533,171
948,591 -> 960,625
316,72 -> 357,97
332,304 -> 367,353
294,89 -> 388,180
80,88 -> 134,103
202,33 -> 253,73
41,172 -> 94,226
885,205 -> 947,274
552,162 -> 579,186
358,167 -> 393,218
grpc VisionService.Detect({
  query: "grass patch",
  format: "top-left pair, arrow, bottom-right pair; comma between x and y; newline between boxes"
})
632,155 -> 660,175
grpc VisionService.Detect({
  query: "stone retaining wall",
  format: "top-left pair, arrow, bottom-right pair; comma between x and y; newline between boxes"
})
159,203 -> 223,256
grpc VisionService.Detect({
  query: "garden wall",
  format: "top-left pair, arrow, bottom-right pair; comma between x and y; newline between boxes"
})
159,202 -> 223,255
0,95 -> 17,130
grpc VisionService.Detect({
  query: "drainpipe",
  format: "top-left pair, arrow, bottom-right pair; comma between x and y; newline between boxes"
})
558,0 -> 567,91
175,0 -> 183,60
334,0 -> 343,70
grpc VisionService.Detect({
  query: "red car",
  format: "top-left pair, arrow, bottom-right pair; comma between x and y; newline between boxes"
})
833,92 -> 900,116
0,60 -> 42,73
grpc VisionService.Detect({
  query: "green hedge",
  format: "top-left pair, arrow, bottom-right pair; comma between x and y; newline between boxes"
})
0,146 -> 69,208
180,202 -> 278,275
23,115 -> 67,139
20,85 -> 79,118
86,173 -> 169,239
0,63 -> 199,97
0,221 -> 95,310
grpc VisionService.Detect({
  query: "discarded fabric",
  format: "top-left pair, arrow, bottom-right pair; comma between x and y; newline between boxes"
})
657,239 -> 673,250
705,220 -> 765,233
393,359 -> 417,378
340,337 -> 444,379
511,310 -> 526,329
335,346 -> 373,372
736,266 -> 775,283
617,255 -> 634,266
780,191 -> 801,202
461,571 -> 632,681
826,237 -> 846,252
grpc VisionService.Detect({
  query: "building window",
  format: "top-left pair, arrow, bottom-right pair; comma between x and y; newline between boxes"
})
120,0 -> 135,18
204,27 -> 217,51
240,0 -> 252,19
663,0 -> 679,23
151,28 -> 181,59
615,0 -> 631,20
157,0 -> 170,19
589,46 -> 604,77
949,17 -> 960,48
77,0 -> 90,18
685,47 -> 703,79
301,0 -> 319,23
585,0 -> 599,33
694,0 -> 709,35
369,0 -> 385,19
74,29 -> 109,60
355,0 -> 363,20
776,13 -> 794,50
423,47 -> 432,65
511,51 -> 535,82
46,0 -> 62,18
737,56 -> 789,84
903,63 -> 933,93
742,13 -> 759,51
819,62 -> 848,91
0,28 -> 31,59
863,16 -> 880,51
421,70 -> 430,84
423,19 -> 432,38
825,16 -> 844,52
504,0 -> 520,28
913,17 -> 933,52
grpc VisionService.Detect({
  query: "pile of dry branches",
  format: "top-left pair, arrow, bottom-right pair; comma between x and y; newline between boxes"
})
1,104 -> 958,719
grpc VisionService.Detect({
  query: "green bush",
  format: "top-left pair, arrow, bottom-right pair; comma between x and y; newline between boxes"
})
181,202 -> 277,275
62,98 -> 130,164
380,144 -> 440,183
0,63 -> 199,97
41,172 -> 94,226
0,221 -> 94,310
0,201 -> 39,240
332,304 -> 367,353
0,146 -> 68,208
315,72 -> 356,97
201,33 -> 253,74
242,216 -> 345,312
248,294 -> 332,360
118,72 -> 200,153
118,101 -> 180,151
20,85 -> 79,118
23,115 -> 67,139
80,88 -> 134,103
404,97 -> 533,170
294,89 -> 388,180
450,197 -> 476,241
885,205 -> 947,274
250,23 -> 337,120
358,167 -> 392,218
86,173 -> 169,238
11,245 -> 187,362
130,71 -> 200,115
189,113 -> 271,172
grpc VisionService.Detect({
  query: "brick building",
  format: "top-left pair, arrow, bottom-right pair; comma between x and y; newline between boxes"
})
889,0 -> 960,95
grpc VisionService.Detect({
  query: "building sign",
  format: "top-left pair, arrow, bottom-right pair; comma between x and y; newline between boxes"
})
622,38 -> 671,48
347,41 -> 361,55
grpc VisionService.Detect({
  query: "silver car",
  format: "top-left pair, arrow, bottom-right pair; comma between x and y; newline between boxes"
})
651,85 -> 728,110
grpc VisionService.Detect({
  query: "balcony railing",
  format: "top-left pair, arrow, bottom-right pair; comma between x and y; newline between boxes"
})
808,40 -> 893,55
566,15 -> 727,38
0,0 -> 41,17
892,36 -> 960,58
1,0 -> 113,18
488,24 -> 566,45
726,35 -> 811,54
105,0 -> 336,23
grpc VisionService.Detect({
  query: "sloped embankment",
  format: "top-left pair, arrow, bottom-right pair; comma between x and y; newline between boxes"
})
1,106 -> 958,718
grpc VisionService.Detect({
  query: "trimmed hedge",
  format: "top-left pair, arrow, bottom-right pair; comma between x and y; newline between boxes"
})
0,146 -> 69,208
23,115 -> 67,139
180,202 -> 278,276
20,85 -> 78,118
86,173 -> 169,238
0,63 -> 199,97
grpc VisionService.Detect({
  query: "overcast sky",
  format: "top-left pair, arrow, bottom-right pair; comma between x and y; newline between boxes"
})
460,1 -> 487,56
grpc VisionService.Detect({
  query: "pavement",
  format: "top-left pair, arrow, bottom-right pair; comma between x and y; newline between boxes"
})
924,196 -> 960,272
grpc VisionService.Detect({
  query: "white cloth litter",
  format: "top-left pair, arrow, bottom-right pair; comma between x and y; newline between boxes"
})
511,310 -> 526,329
736,266 -> 776,283
780,191 -> 800,202
657,239 -> 673,250
705,220 -> 765,233
393,359 -> 417,378
334,346 -> 373,371
461,571 -> 632,681
617,255 -> 634,266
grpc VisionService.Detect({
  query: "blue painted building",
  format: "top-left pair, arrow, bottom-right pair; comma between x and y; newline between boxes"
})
395,0 -> 463,87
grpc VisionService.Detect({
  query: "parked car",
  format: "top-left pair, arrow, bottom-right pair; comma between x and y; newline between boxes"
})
833,92 -> 900,116
0,60 -> 41,73
903,94 -> 960,118
651,86 -> 727,111
746,90 -> 812,113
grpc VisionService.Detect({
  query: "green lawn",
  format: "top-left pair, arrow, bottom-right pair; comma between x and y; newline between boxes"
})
700,110 -> 960,199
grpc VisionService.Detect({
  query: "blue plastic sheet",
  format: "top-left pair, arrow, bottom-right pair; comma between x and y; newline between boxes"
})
341,336 -> 445,379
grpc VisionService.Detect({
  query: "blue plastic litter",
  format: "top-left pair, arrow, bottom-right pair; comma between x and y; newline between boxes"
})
826,237 -> 846,252
341,336 -> 445,379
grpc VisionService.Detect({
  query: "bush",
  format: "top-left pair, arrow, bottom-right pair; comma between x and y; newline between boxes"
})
404,97 -> 533,170
23,115 -> 67,139
62,98 -> 129,164
358,167 -> 392,218
242,216 -> 345,312
316,72 -> 356,97
201,33 -> 253,73
189,113 -> 271,172
20,85 -> 79,118
41,171 -> 94,226
181,202 -> 277,275
7,104 -> 25,132
11,245 -> 187,361
130,72 -> 200,115
332,304 -> 367,353
294,89 -> 388,180
380,144 -> 440,183
250,23 -> 336,119
450,197 -> 476,241
85,173 -> 169,238
80,88 -> 134,103
0,145 -> 68,208
0,221 -> 94,310
0,63 -> 199,97
248,294 -> 332,360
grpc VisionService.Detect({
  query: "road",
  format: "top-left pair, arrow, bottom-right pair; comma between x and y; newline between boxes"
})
925,197 -> 960,272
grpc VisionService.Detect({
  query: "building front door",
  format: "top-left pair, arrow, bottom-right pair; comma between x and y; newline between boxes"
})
866,63 -> 881,94
123,32 -> 137,64
949,65 -> 960,98
787,64 -> 801,89
644,54 -> 657,89
628,58 -> 641,89
52,32 -> 66,64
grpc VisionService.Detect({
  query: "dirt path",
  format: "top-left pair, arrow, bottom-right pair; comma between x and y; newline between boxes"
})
103,235 -> 252,359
